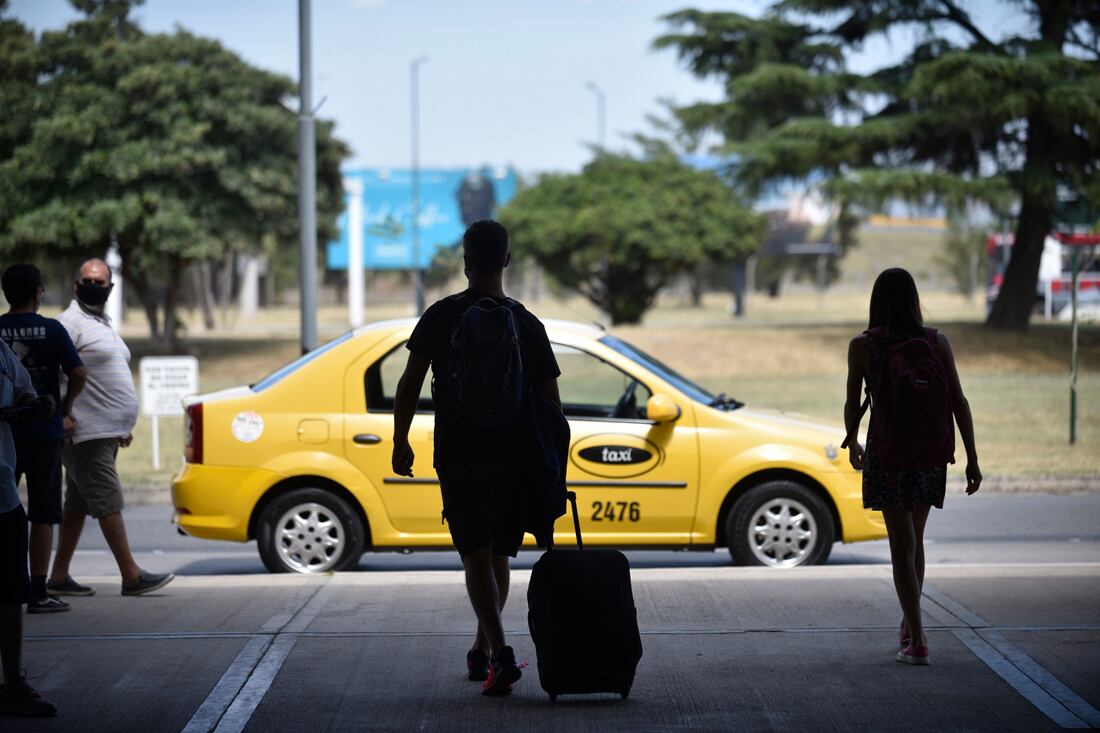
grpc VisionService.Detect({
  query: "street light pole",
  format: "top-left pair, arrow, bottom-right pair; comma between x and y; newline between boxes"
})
586,81 -> 606,150
410,56 -> 428,316
297,0 -> 318,353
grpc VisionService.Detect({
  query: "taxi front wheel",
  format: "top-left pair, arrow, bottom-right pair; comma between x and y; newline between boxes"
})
727,482 -> 834,568
258,488 -> 366,574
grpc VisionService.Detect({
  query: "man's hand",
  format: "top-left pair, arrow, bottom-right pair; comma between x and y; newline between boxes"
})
392,438 -> 415,477
63,415 -> 76,438
119,433 -> 134,448
847,441 -> 865,471
965,462 -> 982,495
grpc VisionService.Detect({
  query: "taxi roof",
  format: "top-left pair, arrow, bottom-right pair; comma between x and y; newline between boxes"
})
352,316 -> 606,340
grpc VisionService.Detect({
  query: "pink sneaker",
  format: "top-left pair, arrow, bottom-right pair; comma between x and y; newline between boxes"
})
899,623 -> 912,650
897,644 -> 930,665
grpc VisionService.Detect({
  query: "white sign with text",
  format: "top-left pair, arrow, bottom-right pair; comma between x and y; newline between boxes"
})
140,356 -> 199,417
139,356 -> 199,472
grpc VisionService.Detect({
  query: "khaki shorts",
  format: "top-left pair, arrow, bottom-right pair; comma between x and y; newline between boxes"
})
63,438 -> 124,519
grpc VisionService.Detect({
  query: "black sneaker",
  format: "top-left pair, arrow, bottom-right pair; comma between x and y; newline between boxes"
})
121,570 -> 175,596
46,575 -> 95,596
26,595 -> 70,614
0,675 -> 57,717
481,646 -> 521,696
466,648 -> 490,681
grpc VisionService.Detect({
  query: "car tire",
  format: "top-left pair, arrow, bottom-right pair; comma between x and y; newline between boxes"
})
258,488 -> 366,574
727,481 -> 834,567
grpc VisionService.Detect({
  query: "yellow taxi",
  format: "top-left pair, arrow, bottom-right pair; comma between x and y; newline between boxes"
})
172,319 -> 885,573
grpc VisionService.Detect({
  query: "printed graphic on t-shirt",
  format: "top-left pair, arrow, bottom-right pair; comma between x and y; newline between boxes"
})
0,325 -> 52,390
0,315 -> 82,441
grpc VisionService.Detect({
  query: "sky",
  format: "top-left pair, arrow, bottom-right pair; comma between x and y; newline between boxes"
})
9,0 -> 1031,176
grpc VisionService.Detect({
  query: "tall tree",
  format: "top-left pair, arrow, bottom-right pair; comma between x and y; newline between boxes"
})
500,154 -> 763,324
0,0 -> 348,349
656,1 -> 1100,330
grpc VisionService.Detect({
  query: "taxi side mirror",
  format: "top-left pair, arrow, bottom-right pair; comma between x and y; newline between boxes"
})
646,394 -> 681,423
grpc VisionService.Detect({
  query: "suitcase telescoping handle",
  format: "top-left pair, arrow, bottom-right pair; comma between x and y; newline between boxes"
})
567,490 -> 583,550
547,491 -> 583,552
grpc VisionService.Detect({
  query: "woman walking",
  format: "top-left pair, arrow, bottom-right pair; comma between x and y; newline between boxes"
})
844,268 -> 981,665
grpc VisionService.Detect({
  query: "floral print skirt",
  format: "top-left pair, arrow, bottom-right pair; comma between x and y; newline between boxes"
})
861,432 -> 947,511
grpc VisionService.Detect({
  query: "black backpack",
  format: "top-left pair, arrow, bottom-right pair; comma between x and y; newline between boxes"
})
446,295 -> 525,430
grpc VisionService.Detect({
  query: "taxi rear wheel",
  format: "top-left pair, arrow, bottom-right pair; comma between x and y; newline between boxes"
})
727,482 -> 833,568
258,489 -> 366,574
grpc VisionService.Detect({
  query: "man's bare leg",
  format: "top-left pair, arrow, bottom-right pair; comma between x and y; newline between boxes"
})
463,548 -> 506,655
98,513 -> 140,585
473,555 -> 511,653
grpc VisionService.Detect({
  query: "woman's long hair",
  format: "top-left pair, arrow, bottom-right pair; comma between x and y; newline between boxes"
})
868,268 -> 924,337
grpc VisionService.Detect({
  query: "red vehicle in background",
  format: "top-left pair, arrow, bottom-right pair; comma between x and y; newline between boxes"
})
987,233 -> 1100,318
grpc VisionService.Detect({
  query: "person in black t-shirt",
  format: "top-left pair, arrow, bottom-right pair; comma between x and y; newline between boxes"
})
393,220 -> 560,696
0,265 -> 86,616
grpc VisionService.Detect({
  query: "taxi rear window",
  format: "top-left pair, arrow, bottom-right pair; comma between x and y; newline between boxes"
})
251,332 -> 353,392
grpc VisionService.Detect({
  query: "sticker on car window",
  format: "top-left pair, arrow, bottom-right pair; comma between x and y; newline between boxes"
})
232,411 -> 264,443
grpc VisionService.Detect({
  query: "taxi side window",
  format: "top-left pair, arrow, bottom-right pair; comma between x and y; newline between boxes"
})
365,342 -> 433,412
552,344 -> 652,420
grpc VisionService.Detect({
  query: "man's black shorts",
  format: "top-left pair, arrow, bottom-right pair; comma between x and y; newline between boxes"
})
15,435 -> 64,524
0,504 -> 31,605
438,466 -> 525,558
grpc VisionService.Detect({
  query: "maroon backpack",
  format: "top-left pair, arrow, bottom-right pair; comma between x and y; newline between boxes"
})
866,327 -> 955,470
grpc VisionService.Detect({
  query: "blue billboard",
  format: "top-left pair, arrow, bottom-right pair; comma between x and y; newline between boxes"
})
327,166 -> 519,270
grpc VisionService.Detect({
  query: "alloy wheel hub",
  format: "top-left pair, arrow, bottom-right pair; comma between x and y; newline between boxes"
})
275,502 -> 345,573
747,498 -> 817,568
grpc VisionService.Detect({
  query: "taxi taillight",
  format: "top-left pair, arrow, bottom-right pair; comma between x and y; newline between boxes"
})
184,402 -> 203,464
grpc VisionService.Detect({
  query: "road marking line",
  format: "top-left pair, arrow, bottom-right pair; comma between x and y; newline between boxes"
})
25,632 -> 260,641
923,584 -> 990,627
24,623 -> 1100,643
259,578 -> 329,632
284,582 -> 336,633
953,629 -> 1089,729
213,634 -> 299,733
981,629 -> 1100,728
182,577 -> 333,733
927,585 -> 1097,729
181,636 -> 271,733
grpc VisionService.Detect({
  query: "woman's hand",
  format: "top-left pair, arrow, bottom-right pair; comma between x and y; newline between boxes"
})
965,462 -> 982,495
848,441 -> 865,471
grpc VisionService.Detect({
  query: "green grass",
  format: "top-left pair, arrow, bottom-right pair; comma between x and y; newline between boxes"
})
704,372 -> 1100,479
113,291 -> 1100,489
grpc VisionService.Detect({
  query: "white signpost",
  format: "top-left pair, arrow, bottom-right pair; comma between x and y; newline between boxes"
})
139,356 -> 199,470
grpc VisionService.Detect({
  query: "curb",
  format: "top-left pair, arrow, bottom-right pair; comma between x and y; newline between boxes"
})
113,476 -> 1100,508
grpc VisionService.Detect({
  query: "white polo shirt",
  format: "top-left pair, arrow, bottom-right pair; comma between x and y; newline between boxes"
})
58,301 -> 138,444
0,338 -> 36,513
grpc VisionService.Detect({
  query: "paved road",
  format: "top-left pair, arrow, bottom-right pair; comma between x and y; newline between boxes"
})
10,493 -> 1100,732
63,493 -> 1100,577
13,564 -> 1100,732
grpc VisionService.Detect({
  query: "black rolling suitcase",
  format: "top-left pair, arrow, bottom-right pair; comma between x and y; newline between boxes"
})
527,491 -> 643,701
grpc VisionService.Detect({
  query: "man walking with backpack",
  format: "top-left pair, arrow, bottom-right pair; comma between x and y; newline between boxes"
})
391,219 -> 560,696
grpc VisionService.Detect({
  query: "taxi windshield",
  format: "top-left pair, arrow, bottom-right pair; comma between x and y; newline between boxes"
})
251,332 -> 353,392
599,335 -> 731,407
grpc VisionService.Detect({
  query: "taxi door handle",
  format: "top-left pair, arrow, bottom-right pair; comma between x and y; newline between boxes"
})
353,434 -> 382,445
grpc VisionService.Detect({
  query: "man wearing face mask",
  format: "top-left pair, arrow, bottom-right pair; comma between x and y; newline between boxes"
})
47,259 -> 174,597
